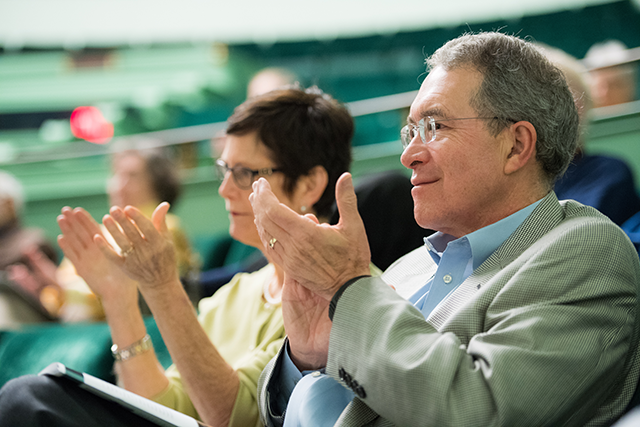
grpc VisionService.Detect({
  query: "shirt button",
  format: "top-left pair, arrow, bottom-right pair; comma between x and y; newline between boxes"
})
443,274 -> 452,284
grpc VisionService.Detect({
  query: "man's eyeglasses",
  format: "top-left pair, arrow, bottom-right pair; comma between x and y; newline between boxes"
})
215,159 -> 282,190
400,116 -> 506,149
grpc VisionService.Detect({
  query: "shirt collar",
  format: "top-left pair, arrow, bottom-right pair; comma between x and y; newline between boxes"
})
424,198 -> 543,269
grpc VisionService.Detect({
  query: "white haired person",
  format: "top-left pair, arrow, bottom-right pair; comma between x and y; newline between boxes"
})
0,170 -> 59,327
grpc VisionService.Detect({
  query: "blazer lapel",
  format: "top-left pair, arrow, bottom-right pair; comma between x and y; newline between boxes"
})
427,192 -> 564,330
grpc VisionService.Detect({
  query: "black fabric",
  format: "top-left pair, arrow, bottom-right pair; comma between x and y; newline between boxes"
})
330,170 -> 433,271
0,375 -> 162,427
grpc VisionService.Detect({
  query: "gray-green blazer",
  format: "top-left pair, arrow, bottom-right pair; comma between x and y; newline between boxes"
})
259,193 -> 640,426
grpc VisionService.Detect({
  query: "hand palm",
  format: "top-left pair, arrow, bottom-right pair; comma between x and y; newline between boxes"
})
58,207 -> 137,302
282,276 -> 333,370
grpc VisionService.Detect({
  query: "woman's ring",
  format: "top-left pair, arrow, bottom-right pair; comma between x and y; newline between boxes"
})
121,246 -> 135,258
269,238 -> 277,249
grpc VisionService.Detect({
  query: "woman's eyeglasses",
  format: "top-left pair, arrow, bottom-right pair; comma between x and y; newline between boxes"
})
215,159 -> 282,189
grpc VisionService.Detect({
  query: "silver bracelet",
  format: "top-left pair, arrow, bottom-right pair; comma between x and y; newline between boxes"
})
111,334 -> 153,361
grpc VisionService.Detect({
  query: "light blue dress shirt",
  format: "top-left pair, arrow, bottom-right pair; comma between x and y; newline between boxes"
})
277,199 -> 542,427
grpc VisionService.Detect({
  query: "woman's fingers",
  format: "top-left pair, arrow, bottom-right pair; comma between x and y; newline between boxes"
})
64,208 -> 94,247
94,233 -> 125,265
109,206 -> 146,247
57,209 -> 86,259
251,178 -> 301,245
102,213 -> 134,254
123,205 -> 165,247
73,207 -> 103,242
150,202 -> 171,237
58,206 -> 102,256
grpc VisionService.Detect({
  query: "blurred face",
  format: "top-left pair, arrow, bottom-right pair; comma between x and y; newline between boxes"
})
107,153 -> 158,208
247,71 -> 292,98
218,132 -> 298,248
590,67 -> 635,108
0,198 -> 16,228
401,67 -> 512,238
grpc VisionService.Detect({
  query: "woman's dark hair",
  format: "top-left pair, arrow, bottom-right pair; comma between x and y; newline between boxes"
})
113,148 -> 182,207
144,150 -> 181,206
226,86 -> 353,218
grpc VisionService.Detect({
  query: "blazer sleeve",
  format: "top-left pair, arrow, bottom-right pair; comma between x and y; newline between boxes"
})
326,218 -> 640,426
257,342 -> 288,427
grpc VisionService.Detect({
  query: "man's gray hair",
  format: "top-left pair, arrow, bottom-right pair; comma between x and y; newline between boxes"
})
427,32 -> 579,188
0,170 -> 25,212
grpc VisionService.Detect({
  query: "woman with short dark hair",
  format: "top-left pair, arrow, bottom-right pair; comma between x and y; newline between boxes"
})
0,86 -> 365,427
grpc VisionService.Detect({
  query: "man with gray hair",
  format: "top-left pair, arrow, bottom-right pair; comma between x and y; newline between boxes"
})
251,32 -> 640,426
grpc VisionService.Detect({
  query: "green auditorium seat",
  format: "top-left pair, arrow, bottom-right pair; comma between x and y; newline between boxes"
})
0,317 -> 172,388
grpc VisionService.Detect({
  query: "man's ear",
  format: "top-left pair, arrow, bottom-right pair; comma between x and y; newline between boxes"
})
504,121 -> 537,175
296,165 -> 329,212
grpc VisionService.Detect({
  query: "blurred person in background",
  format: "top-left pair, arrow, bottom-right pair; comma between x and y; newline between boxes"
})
583,40 -> 638,108
247,67 -> 298,99
0,86 -> 376,427
0,171 -> 57,269
541,45 -> 640,226
0,170 -> 59,327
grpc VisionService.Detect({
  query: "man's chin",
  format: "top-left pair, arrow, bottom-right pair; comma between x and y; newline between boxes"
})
413,211 -> 441,232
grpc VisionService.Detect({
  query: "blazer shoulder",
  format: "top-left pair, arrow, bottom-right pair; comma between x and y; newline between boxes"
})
558,199 -> 634,242
523,199 -> 640,280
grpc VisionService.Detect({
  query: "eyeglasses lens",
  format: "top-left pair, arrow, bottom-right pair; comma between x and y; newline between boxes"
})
233,169 -> 253,188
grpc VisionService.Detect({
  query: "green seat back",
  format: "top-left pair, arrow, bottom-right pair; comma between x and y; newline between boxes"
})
0,317 -> 172,388
0,322 -> 114,387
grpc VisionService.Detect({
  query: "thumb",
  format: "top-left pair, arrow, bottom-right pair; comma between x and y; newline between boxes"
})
152,202 -> 171,236
335,173 -> 361,229
303,213 -> 320,224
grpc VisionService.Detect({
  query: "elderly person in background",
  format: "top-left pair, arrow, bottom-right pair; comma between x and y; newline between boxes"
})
0,171 -> 57,270
56,147 -> 197,321
247,67 -> 298,99
0,86 -> 377,427
541,45 -> 640,226
584,40 -> 638,108
0,170 -> 59,327
252,32 -> 640,426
